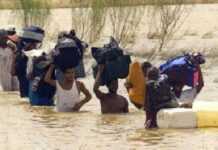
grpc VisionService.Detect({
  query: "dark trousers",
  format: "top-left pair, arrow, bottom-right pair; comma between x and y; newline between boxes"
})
145,111 -> 158,128
17,74 -> 29,98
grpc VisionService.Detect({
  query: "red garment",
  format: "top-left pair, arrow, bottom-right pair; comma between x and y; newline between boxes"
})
196,66 -> 204,93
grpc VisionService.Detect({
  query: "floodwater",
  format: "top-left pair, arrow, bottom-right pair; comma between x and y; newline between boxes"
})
1,70 -> 218,150
1,4 -> 218,150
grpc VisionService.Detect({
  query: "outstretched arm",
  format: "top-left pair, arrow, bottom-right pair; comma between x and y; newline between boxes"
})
93,65 -> 105,99
44,64 -> 56,87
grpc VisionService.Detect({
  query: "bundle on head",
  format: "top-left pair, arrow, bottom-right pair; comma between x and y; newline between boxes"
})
191,52 -> 205,65
53,38 -> 82,70
0,28 -> 16,48
19,26 -> 45,43
92,37 -> 131,85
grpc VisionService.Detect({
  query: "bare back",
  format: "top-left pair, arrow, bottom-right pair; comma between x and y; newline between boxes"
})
96,93 -> 129,114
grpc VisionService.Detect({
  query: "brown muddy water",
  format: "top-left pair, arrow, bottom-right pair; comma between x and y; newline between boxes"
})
1,68 -> 218,150
1,4 -> 218,150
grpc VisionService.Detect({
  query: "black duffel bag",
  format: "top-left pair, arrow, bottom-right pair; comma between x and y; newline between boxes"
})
75,60 -> 86,78
91,47 -> 123,64
107,55 -> 131,79
53,38 -> 82,69
93,55 -> 131,85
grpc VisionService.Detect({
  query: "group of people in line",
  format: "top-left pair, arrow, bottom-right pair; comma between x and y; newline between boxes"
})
0,25 -> 205,129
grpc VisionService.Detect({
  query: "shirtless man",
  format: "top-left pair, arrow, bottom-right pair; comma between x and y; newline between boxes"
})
93,65 -> 129,114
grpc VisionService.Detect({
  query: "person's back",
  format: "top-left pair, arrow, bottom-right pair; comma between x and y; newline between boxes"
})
94,65 -> 129,114
96,89 -> 128,114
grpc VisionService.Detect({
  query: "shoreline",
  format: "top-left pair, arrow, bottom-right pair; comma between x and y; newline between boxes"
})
1,0 -> 218,9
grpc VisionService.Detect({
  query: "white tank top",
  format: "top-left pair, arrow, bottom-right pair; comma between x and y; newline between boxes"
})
56,80 -> 81,112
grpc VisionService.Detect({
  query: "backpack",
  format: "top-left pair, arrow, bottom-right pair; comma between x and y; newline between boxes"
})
31,54 -> 56,99
91,37 -> 123,64
159,54 -> 197,87
147,75 -> 174,111
91,47 -> 123,64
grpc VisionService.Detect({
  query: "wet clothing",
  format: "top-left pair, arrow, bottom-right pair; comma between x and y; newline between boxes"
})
17,73 -> 29,97
29,81 -> 54,106
145,75 -> 178,128
160,55 -> 204,97
56,80 -> 81,112
0,48 -> 18,91
15,52 -> 29,97
28,56 -> 55,106
145,75 -> 178,112
13,26 -> 45,97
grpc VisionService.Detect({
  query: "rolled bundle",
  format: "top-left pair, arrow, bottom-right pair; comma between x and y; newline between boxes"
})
91,38 -> 131,85
53,38 -> 82,70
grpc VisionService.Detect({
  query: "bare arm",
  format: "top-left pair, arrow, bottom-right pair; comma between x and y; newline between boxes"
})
73,81 -> 92,110
77,81 -> 92,102
93,65 -> 106,99
44,64 -> 56,87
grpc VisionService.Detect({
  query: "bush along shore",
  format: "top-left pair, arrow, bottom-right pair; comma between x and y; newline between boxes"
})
0,0 -> 218,9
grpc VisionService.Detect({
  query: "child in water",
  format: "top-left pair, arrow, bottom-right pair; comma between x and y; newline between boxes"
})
44,64 -> 91,112
94,65 -> 129,114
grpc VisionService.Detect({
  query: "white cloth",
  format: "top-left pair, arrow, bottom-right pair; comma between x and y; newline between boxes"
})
56,80 -> 81,112
18,30 -> 44,42
0,48 -> 18,91
176,88 -> 197,105
26,57 -> 33,76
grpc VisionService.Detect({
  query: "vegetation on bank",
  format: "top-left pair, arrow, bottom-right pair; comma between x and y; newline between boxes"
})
0,0 -> 218,9
0,0 -> 209,54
